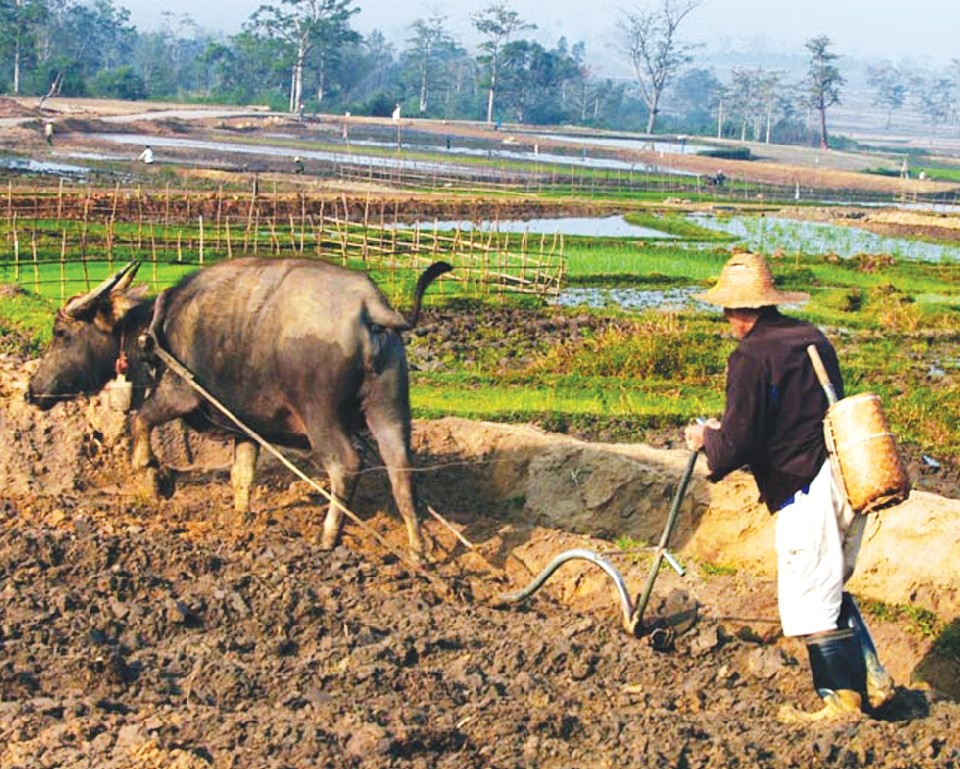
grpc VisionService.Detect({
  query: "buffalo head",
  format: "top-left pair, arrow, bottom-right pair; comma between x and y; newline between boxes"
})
27,261 -> 146,409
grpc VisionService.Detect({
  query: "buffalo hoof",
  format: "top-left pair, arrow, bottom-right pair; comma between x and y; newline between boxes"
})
222,508 -> 254,530
140,466 -> 175,501
318,532 -> 340,551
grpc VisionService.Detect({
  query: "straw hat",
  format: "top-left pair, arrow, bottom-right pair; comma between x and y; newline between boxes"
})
696,252 -> 809,308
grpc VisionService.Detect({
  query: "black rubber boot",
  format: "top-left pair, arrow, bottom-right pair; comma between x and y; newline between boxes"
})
839,592 -> 895,710
778,628 -> 867,723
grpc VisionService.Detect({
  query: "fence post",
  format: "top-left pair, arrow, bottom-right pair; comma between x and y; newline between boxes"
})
12,212 -> 19,283
60,230 -> 67,301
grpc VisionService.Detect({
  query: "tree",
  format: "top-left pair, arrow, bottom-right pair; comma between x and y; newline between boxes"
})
914,73 -> 955,135
497,39 -> 579,124
403,10 -> 455,114
471,1 -> 534,124
54,0 -> 136,76
247,0 -> 359,114
667,67 -> 720,133
0,0 -> 48,94
90,65 -> 146,99
617,0 -> 701,134
866,64 -> 909,130
724,67 -> 785,143
804,35 -> 844,149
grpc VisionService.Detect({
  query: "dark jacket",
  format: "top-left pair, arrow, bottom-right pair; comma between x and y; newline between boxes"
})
702,309 -> 843,513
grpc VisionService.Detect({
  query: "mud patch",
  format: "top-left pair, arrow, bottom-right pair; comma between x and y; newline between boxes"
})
2,352 -> 960,766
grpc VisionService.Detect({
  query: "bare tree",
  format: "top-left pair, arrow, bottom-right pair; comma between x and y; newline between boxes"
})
805,35 -> 844,150
617,0 -> 702,134
471,1 -> 534,125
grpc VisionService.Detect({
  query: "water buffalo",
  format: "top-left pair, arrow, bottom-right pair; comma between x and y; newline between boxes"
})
28,258 -> 452,563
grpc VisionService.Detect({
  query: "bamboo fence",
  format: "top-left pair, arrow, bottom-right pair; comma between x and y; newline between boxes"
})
1,185 -> 565,303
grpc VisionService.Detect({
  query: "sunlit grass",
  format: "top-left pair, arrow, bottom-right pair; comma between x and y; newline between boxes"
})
410,374 -> 722,424
5,200 -> 960,470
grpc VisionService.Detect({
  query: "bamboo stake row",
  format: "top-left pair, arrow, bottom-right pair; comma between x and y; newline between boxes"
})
3,205 -> 565,300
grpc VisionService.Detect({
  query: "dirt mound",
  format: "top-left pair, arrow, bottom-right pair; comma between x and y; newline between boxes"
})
0,97 -> 38,119
2,355 -> 960,767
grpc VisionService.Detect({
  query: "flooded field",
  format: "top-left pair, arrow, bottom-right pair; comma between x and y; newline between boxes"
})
395,215 -> 676,239
691,213 -> 960,262
554,286 -> 704,311
91,132 -> 690,176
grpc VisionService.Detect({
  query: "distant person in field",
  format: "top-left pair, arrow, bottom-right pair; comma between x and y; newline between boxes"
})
684,252 -> 895,724
44,121 -> 54,145
137,146 -> 154,164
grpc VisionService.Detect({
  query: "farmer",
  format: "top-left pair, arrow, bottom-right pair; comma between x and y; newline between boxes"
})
44,121 -> 54,145
137,145 -> 154,164
683,252 -> 894,723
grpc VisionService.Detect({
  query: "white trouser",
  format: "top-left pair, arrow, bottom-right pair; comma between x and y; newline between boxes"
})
774,460 -> 866,637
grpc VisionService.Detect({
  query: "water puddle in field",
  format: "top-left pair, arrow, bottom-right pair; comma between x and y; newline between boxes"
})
554,286 -> 704,311
396,215 -> 675,239
342,138 -> 698,173
531,132 -> 712,155
689,213 -> 960,262
0,155 -> 91,178
92,132 -> 696,176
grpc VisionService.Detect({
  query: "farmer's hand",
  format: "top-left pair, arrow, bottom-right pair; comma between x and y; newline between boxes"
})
684,418 -> 720,451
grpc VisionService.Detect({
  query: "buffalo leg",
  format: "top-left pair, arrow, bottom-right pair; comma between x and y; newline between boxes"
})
307,423 -> 361,551
130,379 -> 202,499
130,412 -> 156,474
364,410 -> 426,564
129,411 -> 163,499
230,438 -> 259,522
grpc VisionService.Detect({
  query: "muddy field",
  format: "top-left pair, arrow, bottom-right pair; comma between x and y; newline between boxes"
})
2,326 -> 960,768
3,98 -> 960,767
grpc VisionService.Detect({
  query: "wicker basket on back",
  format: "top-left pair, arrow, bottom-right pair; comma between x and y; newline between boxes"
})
823,392 -> 911,514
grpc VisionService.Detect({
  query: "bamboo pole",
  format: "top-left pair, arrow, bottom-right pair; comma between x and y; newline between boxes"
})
318,201 -> 326,255
32,234 -> 40,294
60,230 -> 67,302
13,212 -> 20,283
267,217 -> 280,255
80,192 -> 90,269
300,193 -> 306,254
151,228 -> 158,288
216,186 -> 223,251
362,195 -> 370,263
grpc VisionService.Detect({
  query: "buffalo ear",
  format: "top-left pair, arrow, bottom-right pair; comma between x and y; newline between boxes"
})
63,261 -> 140,318
96,284 -> 150,330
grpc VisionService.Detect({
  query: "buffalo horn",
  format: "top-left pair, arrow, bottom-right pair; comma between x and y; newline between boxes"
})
64,261 -> 141,317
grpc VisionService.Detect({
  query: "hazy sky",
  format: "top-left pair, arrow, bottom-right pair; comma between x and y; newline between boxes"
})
124,0 -> 957,72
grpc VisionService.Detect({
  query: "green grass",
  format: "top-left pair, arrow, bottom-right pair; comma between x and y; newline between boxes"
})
862,598 -> 944,640
700,561 -> 739,577
410,375 -> 722,424
621,211 -> 735,241
5,195 -> 960,470
0,287 -> 57,355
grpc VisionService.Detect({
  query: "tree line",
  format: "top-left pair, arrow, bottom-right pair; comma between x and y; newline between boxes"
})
3,0 -> 960,146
